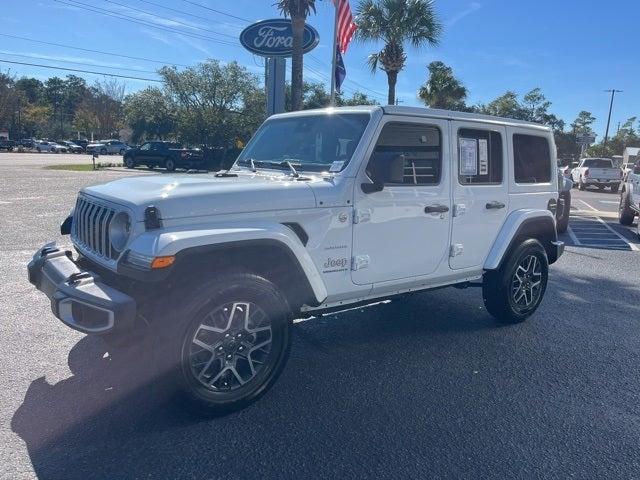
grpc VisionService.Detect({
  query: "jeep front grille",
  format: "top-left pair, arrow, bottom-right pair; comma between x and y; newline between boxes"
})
72,196 -> 117,259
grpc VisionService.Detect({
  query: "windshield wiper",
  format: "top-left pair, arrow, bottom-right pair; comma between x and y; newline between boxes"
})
282,160 -> 299,178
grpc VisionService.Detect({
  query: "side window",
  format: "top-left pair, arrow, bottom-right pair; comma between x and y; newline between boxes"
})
458,128 -> 503,184
140,143 -> 151,151
368,122 -> 441,185
513,134 -> 552,183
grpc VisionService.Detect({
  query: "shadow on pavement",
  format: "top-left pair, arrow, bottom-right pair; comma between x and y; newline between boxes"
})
11,272 -> 640,479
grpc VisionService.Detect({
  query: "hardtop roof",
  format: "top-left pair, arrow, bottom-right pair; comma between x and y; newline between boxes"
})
272,105 -> 550,131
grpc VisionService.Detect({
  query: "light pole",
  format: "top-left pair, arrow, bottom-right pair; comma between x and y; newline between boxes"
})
602,89 -> 622,156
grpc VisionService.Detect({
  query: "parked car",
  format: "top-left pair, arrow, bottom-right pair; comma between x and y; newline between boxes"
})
86,139 -> 129,155
570,157 -> 623,191
75,139 -> 89,150
560,161 -> 579,179
619,161 -> 640,237
58,141 -> 84,153
27,105 -> 564,416
123,141 -> 205,171
0,139 -> 17,151
34,141 -> 67,153
18,138 -> 35,149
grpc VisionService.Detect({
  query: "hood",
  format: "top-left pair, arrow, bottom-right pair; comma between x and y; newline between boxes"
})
83,171 -> 319,221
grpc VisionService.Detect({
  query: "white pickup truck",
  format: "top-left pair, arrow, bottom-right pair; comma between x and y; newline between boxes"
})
571,157 -> 622,192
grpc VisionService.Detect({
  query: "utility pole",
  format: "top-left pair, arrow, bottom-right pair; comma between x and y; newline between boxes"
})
602,89 -> 622,157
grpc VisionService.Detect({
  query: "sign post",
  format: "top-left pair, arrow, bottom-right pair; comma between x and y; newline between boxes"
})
239,19 -> 319,116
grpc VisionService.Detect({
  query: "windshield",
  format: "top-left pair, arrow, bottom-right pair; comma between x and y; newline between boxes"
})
583,159 -> 613,168
236,113 -> 370,172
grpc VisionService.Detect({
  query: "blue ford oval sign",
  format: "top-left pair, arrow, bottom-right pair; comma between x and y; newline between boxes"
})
240,19 -> 320,57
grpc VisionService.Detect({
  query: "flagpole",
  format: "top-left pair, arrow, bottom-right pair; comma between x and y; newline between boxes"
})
329,0 -> 339,106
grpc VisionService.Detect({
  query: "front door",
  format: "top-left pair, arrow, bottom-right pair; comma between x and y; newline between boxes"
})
449,121 -> 508,269
351,117 -> 451,285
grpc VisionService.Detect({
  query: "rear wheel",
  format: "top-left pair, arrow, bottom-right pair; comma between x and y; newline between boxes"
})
161,273 -> 292,416
619,190 -> 635,226
119,148 -> 126,155
483,239 -> 549,324
100,147 -> 107,155
578,178 -> 586,191
611,183 -> 620,193
124,156 -> 135,169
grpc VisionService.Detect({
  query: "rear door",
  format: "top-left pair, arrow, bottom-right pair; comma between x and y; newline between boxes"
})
449,121 -> 508,269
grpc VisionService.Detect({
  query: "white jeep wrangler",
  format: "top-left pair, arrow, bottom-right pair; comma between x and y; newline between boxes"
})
28,106 -> 564,415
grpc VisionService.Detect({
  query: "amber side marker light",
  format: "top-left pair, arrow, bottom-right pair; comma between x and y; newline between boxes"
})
151,255 -> 176,269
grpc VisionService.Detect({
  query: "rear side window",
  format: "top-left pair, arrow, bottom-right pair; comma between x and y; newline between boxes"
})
582,159 -> 613,168
513,134 -> 551,184
370,122 -> 441,185
458,128 -> 503,184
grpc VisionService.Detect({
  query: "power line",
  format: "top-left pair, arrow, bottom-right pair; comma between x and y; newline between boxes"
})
54,0 -> 241,47
0,58 -> 163,82
180,0 -> 252,23
0,33 -> 193,67
135,0 -> 245,30
102,0 -> 238,39
0,51 -> 159,74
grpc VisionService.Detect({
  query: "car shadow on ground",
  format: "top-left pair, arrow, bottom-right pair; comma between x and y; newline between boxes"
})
11,273 -> 640,479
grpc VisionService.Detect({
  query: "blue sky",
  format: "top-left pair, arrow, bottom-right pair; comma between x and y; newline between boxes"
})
1,0 -> 638,138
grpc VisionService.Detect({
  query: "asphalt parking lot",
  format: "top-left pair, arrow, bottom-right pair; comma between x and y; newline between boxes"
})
1,153 -> 640,479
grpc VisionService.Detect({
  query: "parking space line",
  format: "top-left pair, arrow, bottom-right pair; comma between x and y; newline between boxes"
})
566,226 -> 581,245
578,199 -> 599,212
594,216 -> 639,251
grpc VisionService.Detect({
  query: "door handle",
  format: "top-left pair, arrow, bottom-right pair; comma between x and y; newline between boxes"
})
424,204 -> 450,214
486,201 -> 506,210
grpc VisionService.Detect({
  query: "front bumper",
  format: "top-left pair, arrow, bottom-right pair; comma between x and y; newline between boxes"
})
27,244 -> 136,334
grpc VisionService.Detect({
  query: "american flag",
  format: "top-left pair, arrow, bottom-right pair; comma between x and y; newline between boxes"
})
333,0 -> 357,54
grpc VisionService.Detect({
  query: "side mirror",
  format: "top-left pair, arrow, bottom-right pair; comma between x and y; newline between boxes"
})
361,154 -> 405,194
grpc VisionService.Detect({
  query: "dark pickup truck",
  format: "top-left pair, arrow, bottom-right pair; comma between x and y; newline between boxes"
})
123,141 -> 208,171
0,139 -> 17,151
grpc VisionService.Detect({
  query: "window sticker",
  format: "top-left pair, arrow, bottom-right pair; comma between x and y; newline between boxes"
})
459,138 -> 478,176
329,160 -> 345,172
478,139 -> 489,175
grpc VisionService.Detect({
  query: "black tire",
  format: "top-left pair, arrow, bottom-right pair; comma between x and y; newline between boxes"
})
619,190 -> 635,226
119,148 -> 126,155
578,178 -> 586,190
147,164 -> 155,170
100,147 -> 107,155
124,156 -> 135,169
556,190 -> 571,234
482,239 -> 549,324
36,147 -> 41,153
165,157 -> 176,172
160,273 -> 292,416
611,183 -> 620,193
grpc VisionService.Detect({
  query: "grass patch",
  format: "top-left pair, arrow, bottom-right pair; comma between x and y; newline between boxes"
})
45,162 -> 123,171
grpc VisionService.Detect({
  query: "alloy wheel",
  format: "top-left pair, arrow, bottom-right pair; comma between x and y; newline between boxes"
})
511,254 -> 543,311
188,302 -> 273,392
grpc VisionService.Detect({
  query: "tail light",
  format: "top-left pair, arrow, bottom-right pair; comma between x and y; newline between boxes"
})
584,168 -> 590,177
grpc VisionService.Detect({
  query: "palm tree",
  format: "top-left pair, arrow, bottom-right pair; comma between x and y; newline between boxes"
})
276,0 -> 316,111
418,61 -> 467,111
356,0 -> 442,105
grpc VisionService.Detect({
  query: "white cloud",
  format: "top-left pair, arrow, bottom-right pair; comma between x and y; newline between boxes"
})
445,2 -> 482,28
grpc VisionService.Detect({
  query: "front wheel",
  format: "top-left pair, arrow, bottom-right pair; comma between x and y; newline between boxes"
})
119,148 -> 126,155
164,274 -> 292,416
482,239 -> 549,324
100,148 -> 107,155
611,183 -> 620,193
578,178 -> 586,191
124,156 -> 135,169
165,157 -> 176,171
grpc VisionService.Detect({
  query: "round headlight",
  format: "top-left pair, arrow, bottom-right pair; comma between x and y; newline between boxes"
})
110,212 -> 131,252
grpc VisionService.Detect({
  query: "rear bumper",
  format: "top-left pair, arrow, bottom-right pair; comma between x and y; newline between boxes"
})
27,244 -> 136,335
583,178 -> 619,185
